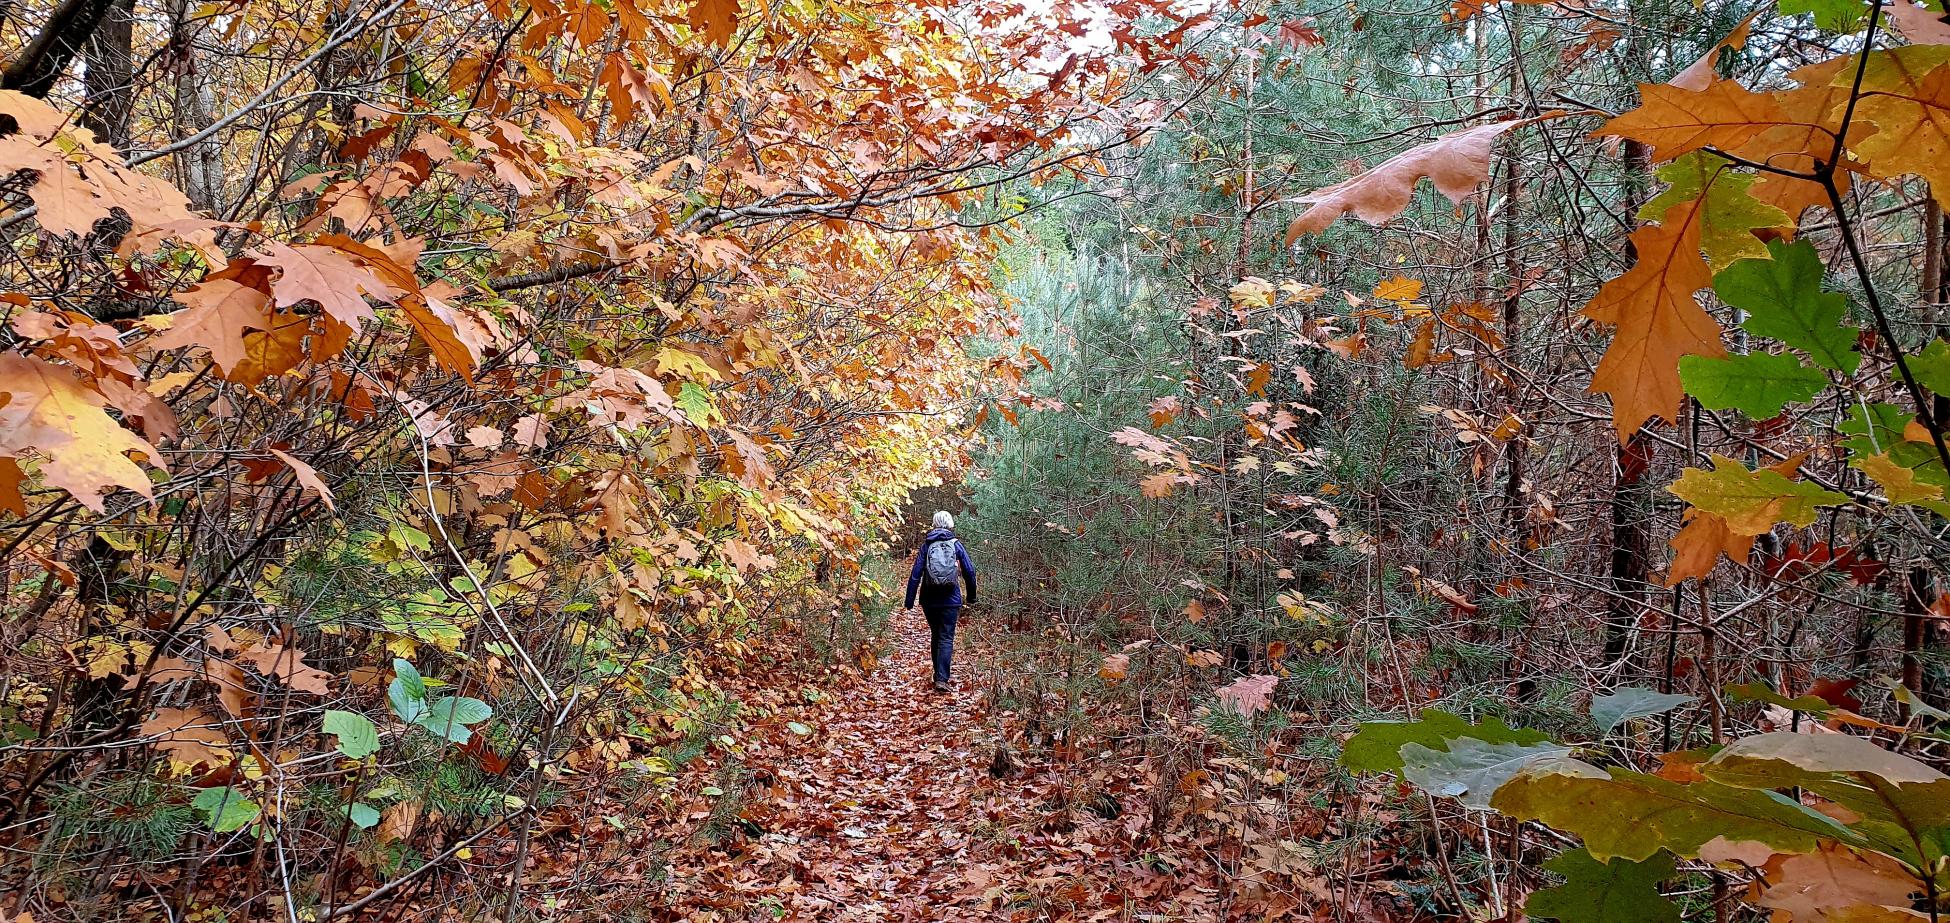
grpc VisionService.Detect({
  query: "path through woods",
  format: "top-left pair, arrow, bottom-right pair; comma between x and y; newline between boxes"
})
654,608 -> 1234,921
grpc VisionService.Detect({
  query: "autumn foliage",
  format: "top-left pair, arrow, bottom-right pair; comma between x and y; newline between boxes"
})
0,0 -> 1209,916
4,0 -> 1950,917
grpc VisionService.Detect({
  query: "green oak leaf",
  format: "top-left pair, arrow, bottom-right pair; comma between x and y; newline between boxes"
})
1725,681 -> 1835,715
1592,687 -> 1697,737
676,381 -> 722,426
1340,709 -> 1550,774
1701,731 -> 1950,866
321,709 -> 379,759
1678,353 -> 1827,419
1399,737 -> 1571,808
1525,847 -> 1681,923
1779,0 -> 1867,31
1714,241 -> 1861,374
1913,338 -> 1950,395
1640,154 -> 1790,270
1668,454 -> 1848,535
1491,757 -> 1857,861
1840,403 -> 1948,487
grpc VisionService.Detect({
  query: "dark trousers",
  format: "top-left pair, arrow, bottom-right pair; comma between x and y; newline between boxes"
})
923,605 -> 960,684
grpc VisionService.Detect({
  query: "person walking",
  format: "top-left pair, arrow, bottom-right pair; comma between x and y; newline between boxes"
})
905,510 -> 977,693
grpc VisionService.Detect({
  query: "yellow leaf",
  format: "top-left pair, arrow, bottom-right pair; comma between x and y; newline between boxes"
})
1847,47 -> 1950,209
0,354 -> 162,512
1228,277 -> 1276,309
656,347 -> 723,383
1669,454 -> 1848,535
1855,452 -> 1950,514
1372,276 -> 1423,303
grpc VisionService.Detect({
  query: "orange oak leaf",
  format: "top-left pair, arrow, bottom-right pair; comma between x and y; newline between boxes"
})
1217,674 -> 1278,717
135,654 -> 254,718
1442,0 -> 1560,25
0,88 -> 207,251
1666,509 -> 1756,586
88,159 -> 204,241
0,457 -> 25,516
1139,471 -> 1185,498
1733,57 -> 1855,220
600,54 -> 641,125
0,136 -> 114,237
0,89 -> 76,140
1755,841 -> 1922,921
564,0 -> 610,46
242,642 -> 332,695
719,536 -> 774,573
1582,199 -> 1726,437
140,707 -> 232,769
1404,319 -> 1436,368
250,240 -> 391,327
147,280 -> 275,378
400,284 -> 491,380
321,236 -> 489,379
0,353 -> 161,512
689,0 -> 741,46
1599,80 -> 1791,163
228,312 -> 313,386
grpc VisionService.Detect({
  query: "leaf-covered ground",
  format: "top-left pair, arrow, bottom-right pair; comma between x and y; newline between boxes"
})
652,609 -> 1236,921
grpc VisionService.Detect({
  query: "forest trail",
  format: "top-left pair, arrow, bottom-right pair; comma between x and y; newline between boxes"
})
656,608 -> 1195,922
660,607 -> 1002,920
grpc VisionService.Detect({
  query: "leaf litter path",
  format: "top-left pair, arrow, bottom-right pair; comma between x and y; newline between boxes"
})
655,607 -> 1222,922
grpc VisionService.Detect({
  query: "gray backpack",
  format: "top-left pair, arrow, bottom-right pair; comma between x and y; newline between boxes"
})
924,539 -> 961,587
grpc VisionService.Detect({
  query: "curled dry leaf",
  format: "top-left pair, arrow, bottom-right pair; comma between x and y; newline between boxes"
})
1284,118 -> 1554,243
267,448 -> 335,511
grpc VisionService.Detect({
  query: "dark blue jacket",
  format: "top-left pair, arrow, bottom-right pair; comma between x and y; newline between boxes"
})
906,528 -> 976,610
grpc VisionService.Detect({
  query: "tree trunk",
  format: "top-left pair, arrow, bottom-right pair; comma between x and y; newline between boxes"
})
3,0 -> 118,97
1602,138 -> 1657,670
79,0 -> 135,152
168,8 -> 226,213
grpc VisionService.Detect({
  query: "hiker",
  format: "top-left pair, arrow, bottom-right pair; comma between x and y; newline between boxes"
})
905,510 -> 977,693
